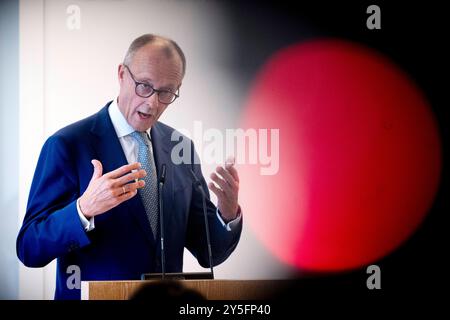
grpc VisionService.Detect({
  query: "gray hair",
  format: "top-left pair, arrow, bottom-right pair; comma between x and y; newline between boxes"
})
123,34 -> 186,76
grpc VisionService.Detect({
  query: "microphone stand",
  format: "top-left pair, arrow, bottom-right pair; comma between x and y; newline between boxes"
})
159,164 -> 167,280
189,168 -> 215,279
140,166 -> 214,280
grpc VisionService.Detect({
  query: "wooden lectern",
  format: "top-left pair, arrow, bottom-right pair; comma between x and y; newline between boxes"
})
81,280 -> 289,300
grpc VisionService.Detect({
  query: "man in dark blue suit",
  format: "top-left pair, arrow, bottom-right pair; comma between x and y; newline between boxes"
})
16,34 -> 242,300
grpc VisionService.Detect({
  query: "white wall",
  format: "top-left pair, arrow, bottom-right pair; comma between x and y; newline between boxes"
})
0,0 -> 19,300
18,0 -> 292,299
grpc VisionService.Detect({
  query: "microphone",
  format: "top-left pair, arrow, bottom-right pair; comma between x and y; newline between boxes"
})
140,165 -> 214,280
158,164 -> 167,279
189,168 -> 215,279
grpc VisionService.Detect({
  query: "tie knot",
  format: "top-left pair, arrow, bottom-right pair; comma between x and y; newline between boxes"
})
131,131 -> 150,147
131,131 -> 150,146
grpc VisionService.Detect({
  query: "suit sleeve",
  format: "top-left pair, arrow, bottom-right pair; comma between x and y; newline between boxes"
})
16,135 -> 91,268
185,143 -> 242,268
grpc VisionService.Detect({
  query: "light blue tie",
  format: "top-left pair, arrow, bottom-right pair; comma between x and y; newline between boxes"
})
130,131 -> 159,240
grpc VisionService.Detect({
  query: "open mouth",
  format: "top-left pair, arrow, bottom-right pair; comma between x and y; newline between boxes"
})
138,111 -> 152,119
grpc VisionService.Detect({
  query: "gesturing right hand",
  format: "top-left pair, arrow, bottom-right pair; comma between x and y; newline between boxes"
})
79,160 -> 147,218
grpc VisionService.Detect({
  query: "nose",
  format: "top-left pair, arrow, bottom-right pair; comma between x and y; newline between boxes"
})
146,92 -> 159,110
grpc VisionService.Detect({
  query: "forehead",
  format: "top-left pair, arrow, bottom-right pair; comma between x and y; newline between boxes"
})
130,43 -> 183,89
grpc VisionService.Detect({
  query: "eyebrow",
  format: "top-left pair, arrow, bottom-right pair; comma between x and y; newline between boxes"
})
160,86 -> 178,92
134,74 -> 177,92
135,76 -> 153,84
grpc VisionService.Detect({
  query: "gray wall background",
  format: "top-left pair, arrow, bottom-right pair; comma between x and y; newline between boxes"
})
0,0 -> 19,300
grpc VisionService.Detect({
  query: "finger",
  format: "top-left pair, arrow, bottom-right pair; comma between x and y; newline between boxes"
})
216,166 -> 238,189
225,156 -> 235,167
116,188 -> 138,202
210,172 -> 232,194
225,164 -> 239,183
124,180 -> 146,193
114,169 -> 147,186
208,182 -> 224,198
112,180 -> 145,197
91,159 -> 103,180
105,162 -> 142,179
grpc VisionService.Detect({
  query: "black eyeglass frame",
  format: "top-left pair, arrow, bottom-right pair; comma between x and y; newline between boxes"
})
123,64 -> 180,104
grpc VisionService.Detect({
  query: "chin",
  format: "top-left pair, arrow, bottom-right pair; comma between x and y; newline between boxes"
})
134,122 -> 153,132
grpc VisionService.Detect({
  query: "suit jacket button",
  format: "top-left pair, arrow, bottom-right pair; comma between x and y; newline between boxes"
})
68,241 -> 79,252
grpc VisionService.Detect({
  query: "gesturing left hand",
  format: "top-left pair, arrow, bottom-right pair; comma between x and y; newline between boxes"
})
208,158 -> 240,222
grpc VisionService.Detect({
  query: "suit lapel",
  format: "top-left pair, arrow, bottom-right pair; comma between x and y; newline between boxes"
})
90,103 -> 156,247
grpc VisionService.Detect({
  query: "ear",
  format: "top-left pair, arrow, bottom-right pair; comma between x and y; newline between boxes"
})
118,64 -> 125,84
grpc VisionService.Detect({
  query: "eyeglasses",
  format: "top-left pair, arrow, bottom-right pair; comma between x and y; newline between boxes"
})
123,64 -> 179,104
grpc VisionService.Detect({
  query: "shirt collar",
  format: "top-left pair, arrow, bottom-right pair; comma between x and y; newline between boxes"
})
108,98 -> 151,138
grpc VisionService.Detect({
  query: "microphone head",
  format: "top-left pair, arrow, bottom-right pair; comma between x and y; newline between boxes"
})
189,168 -> 199,182
189,168 -> 204,190
160,164 -> 167,183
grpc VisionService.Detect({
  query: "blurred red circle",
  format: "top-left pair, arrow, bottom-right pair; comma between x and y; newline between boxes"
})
240,40 -> 442,271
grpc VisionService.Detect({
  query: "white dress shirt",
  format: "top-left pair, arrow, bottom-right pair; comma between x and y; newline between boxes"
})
77,98 -> 241,231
